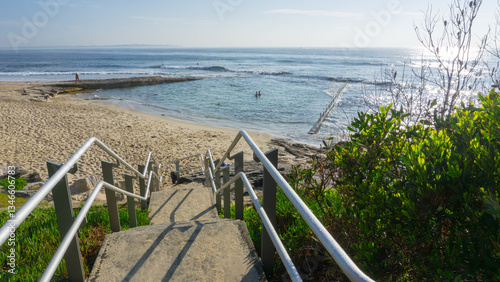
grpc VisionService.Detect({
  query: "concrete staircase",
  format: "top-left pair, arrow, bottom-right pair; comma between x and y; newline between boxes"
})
88,182 -> 265,281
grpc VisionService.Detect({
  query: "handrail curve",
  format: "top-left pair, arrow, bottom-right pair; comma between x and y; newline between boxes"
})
207,130 -> 373,282
0,137 -> 159,246
168,153 -> 205,177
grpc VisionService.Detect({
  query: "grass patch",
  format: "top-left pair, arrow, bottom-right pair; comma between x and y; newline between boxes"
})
0,177 -> 28,191
0,204 -> 150,281
0,193 -> 29,209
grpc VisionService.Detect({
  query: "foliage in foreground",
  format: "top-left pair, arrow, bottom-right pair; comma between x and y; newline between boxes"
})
235,91 -> 500,281
0,177 -> 28,191
0,193 -> 28,209
0,204 -> 150,281
294,90 -> 500,280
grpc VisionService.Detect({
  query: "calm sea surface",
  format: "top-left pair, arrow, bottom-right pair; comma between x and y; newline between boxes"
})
0,47 -> 456,146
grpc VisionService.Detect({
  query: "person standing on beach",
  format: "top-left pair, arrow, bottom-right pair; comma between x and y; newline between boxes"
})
75,73 -> 80,83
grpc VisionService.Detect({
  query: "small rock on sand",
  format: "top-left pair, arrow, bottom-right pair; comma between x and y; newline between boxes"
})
70,175 -> 100,194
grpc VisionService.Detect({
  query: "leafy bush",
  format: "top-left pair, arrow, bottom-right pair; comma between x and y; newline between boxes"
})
0,177 -> 28,191
289,90 -> 500,280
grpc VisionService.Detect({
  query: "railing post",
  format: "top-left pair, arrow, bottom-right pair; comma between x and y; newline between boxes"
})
214,159 -> 221,213
222,165 -> 230,218
47,161 -> 85,282
261,148 -> 279,277
230,151 -> 244,220
124,174 -> 138,228
102,160 -> 121,232
153,164 -> 160,192
204,157 -> 210,188
138,164 -> 147,210
175,160 -> 180,184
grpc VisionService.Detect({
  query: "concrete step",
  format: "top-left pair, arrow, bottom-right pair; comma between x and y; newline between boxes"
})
88,219 -> 265,281
148,183 -> 218,224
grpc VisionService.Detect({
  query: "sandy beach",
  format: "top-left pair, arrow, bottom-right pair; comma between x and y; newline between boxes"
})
0,79 -> 318,203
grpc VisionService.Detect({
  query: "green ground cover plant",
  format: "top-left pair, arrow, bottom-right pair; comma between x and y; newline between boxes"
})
0,177 -> 28,191
0,193 -> 28,209
0,204 -> 150,281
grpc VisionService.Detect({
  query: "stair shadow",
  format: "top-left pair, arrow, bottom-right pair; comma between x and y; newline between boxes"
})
163,220 -> 216,280
241,253 -> 266,282
124,220 -> 217,280
169,189 -> 193,222
124,223 -> 177,280
190,204 -> 217,221
149,189 -> 179,222
150,189 -> 197,223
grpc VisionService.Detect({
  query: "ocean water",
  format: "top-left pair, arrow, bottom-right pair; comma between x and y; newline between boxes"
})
0,47 -> 452,146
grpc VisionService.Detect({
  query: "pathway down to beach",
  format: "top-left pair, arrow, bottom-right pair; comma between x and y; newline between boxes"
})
89,181 -> 265,281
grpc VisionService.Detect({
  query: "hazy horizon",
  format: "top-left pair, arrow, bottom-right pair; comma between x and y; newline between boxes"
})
1,0 -> 498,51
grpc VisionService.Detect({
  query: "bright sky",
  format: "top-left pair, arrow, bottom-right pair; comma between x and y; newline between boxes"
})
0,0 -> 497,49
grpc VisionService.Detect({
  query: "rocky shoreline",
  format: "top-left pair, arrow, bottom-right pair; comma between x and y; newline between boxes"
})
174,138 -> 325,205
15,76 -> 201,101
53,76 -> 201,90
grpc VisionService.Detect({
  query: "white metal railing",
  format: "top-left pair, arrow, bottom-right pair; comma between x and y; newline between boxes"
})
168,153 -> 204,183
0,137 -> 162,281
41,170 -> 161,281
205,130 -> 373,282
205,149 -> 219,192
0,132 -> 373,281
215,171 -> 301,280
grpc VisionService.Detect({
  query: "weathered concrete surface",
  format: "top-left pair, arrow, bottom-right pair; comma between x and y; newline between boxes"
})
88,219 -> 265,281
148,185 -> 218,224
89,181 -> 265,281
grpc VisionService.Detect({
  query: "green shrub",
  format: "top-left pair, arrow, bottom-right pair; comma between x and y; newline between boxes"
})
0,177 -> 28,191
290,90 -> 500,280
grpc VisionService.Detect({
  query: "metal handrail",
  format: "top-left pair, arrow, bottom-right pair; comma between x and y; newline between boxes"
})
208,130 -> 373,282
168,153 -> 205,175
173,166 -> 204,175
169,153 -> 204,164
41,169 -> 161,281
206,150 -> 217,194
0,137 -> 158,246
214,171 -> 301,281
206,149 -> 217,173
